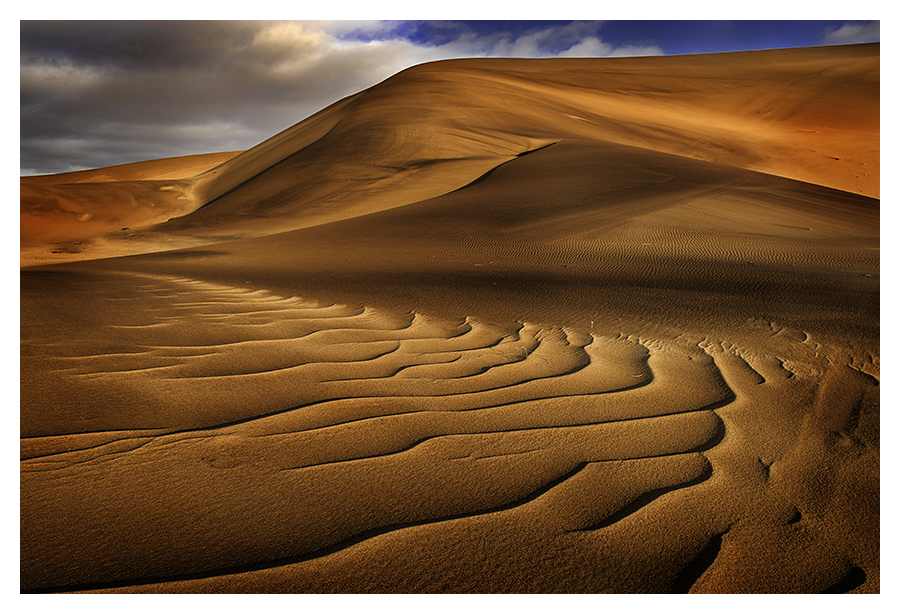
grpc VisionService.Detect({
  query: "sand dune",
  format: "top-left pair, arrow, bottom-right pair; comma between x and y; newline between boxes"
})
20,44 -> 879,593
21,43 -> 877,265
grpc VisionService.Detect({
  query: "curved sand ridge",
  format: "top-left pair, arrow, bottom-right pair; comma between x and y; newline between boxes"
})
20,273 -> 877,593
333,139 -> 878,272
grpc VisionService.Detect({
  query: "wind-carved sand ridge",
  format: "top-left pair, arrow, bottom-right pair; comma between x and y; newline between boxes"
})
21,44 -> 878,593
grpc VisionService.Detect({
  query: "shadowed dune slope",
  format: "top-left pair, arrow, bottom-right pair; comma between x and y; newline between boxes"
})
21,44 -> 878,594
80,139 -> 877,345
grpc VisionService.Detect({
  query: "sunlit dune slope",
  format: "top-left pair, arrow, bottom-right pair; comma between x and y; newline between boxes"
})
21,43 -> 878,264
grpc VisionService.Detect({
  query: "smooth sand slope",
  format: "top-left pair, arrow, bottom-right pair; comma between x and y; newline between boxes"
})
21,44 -> 879,593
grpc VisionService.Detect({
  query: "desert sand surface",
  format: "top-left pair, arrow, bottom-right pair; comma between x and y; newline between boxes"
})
20,44 -> 879,593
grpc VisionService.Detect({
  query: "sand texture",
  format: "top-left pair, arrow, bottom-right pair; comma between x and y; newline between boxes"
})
20,44 -> 879,593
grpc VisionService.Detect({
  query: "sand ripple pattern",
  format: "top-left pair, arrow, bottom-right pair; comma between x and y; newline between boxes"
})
22,274 -> 736,592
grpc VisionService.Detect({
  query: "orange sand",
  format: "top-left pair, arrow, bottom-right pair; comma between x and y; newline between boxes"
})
20,44 -> 879,593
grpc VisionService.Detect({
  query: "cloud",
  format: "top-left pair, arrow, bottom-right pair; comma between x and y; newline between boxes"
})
340,21 -> 663,59
819,21 -> 880,46
20,20 -> 662,175
20,22 -> 396,173
558,38 -> 663,57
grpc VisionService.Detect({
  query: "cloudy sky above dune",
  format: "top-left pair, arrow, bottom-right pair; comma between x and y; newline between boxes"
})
20,19 -> 880,175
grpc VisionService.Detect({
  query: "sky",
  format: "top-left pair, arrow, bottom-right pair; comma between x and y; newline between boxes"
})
19,18 -> 880,176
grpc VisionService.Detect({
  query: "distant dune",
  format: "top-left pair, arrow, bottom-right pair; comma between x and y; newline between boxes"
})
21,44 -> 879,593
20,151 -> 243,255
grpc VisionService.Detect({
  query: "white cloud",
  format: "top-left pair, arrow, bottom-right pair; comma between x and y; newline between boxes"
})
248,22 -> 331,66
608,44 -> 665,57
400,21 -> 660,60
558,37 -> 615,57
820,21 -> 880,46
557,37 -> 663,58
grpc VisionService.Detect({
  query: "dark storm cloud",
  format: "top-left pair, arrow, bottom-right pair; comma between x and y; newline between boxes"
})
20,21 -> 420,174
20,20 -> 671,175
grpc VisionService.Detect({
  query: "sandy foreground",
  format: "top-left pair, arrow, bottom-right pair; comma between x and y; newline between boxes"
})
20,44 -> 879,593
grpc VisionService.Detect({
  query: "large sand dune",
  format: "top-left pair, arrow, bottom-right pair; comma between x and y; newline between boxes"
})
20,44 -> 879,593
